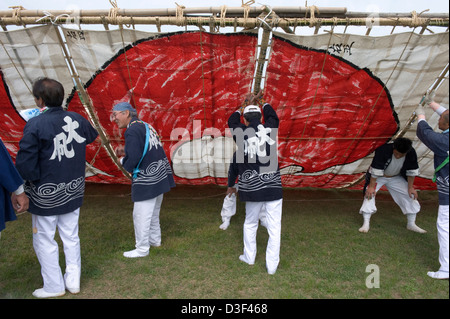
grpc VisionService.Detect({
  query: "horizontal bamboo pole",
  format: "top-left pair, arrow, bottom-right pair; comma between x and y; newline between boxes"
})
2,7 -> 448,18
0,6 -> 348,18
0,7 -> 447,28
0,16 -> 448,28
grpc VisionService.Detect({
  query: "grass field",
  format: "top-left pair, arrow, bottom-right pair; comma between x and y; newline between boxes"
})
0,183 -> 448,300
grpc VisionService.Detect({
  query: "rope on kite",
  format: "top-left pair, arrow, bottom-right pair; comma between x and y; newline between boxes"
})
111,2 -> 137,109
175,2 -> 186,27
345,41 -> 448,189
197,28 -> 212,179
282,23 -> 337,186
0,38 -> 32,95
333,27 -> 418,188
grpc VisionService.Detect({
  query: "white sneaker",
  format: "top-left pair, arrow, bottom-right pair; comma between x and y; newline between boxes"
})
266,264 -> 277,275
427,271 -> 449,279
407,223 -> 427,233
359,223 -> 370,233
219,220 -> 230,230
239,255 -> 254,265
64,265 -> 80,294
359,213 -> 371,233
32,288 -> 65,298
406,214 -> 427,233
123,249 -> 149,258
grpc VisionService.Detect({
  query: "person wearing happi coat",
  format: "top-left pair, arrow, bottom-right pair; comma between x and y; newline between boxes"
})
0,138 -> 29,240
227,91 -> 283,275
416,91 -> 449,280
358,137 -> 426,234
15,78 -> 98,298
111,102 -> 175,258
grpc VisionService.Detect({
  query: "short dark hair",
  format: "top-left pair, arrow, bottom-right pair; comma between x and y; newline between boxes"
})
393,137 -> 413,154
244,112 -> 262,122
443,110 -> 449,125
32,77 -> 64,107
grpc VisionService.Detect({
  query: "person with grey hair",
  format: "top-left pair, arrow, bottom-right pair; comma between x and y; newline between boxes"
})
111,102 -> 175,258
416,91 -> 449,280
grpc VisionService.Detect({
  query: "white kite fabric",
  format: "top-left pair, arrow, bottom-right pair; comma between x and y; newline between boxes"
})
0,25 -> 448,190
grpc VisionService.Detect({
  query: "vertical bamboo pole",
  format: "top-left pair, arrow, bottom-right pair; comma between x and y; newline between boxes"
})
252,25 -> 271,94
394,63 -> 449,139
53,24 -> 131,179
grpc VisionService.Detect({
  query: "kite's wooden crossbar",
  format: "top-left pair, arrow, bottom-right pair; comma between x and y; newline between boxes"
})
0,6 -> 448,30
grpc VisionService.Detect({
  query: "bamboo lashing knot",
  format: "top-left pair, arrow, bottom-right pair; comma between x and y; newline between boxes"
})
9,6 -> 26,26
307,5 -> 320,28
175,2 -> 186,26
241,1 -> 252,28
410,9 -> 429,27
108,0 -> 120,25
219,5 -> 227,28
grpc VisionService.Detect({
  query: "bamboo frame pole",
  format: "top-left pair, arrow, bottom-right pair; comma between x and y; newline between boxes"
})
0,7 -> 348,18
394,63 -> 450,140
53,25 -> 132,180
0,16 -> 447,28
0,9 -> 447,28
253,26 -> 271,94
3,7 -> 448,19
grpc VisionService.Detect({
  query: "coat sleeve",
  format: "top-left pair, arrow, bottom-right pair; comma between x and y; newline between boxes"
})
417,120 -> 448,156
227,159 -> 239,187
0,139 -> 24,192
368,144 -> 389,177
83,119 -> 99,145
15,121 -> 41,182
262,103 -> 279,129
122,126 -> 146,173
405,148 -> 419,176
227,111 -> 245,130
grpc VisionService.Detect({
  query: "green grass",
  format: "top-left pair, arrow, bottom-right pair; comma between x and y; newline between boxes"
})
0,183 -> 448,299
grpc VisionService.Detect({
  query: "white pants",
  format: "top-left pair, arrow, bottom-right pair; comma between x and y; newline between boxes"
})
437,205 -> 449,273
243,199 -> 282,273
32,209 -> 81,293
360,176 -> 420,215
133,194 -> 163,254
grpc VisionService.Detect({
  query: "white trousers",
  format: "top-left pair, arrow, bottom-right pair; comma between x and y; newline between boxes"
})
243,199 -> 282,273
133,194 -> 163,254
360,176 -> 420,215
32,209 -> 81,293
437,205 -> 449,273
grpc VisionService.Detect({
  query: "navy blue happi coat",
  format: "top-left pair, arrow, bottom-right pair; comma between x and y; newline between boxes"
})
0,139 -> 23,231
16,107 -> 98,216
227,103 -> 282,202
121,118 -> 175,202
